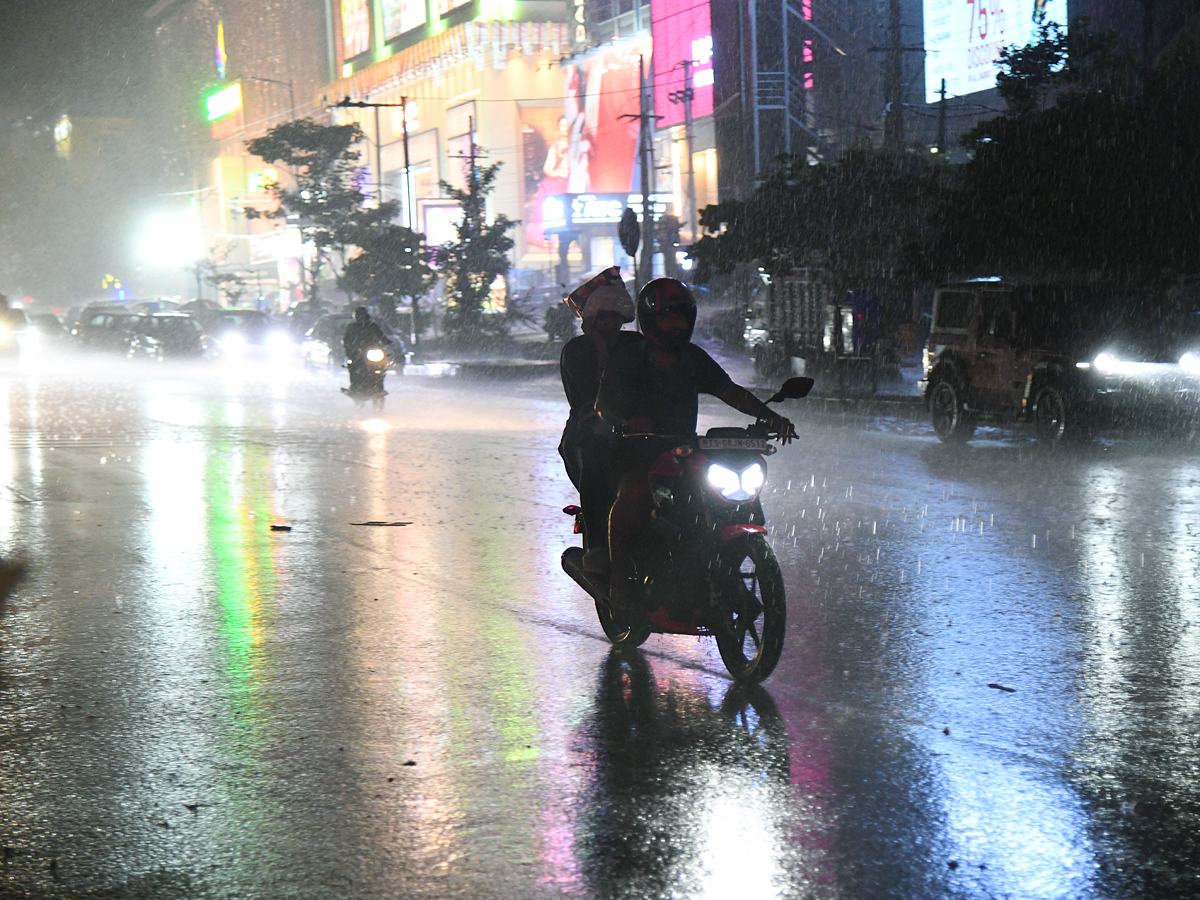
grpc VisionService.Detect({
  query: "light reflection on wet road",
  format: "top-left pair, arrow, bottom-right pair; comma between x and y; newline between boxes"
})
1,356 -> 1198,899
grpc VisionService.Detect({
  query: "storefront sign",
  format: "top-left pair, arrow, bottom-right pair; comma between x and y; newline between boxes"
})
381,0 -> 426,40
205,83 -> 243,121
542,193 -> 674,232
342,0 -> 371,59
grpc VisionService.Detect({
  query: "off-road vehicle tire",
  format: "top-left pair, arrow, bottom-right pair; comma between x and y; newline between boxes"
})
928,377 -> 976,443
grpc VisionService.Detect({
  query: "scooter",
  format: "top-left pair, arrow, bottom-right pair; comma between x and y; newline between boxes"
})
341,345 -> 390,411
562,376 -> 813,684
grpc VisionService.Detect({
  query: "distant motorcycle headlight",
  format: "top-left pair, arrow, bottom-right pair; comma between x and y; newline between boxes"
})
1181,351 -> 1200,374
366,347 -> 385,363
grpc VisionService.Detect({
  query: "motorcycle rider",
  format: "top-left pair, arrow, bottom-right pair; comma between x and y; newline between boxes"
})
596,278 -> 797,610
343,306 -> 390,393
558,267 -> 644,573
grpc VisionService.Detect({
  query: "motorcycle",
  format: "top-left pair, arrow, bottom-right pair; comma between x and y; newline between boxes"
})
562,376 -> 813,684
341,344 -> 391,410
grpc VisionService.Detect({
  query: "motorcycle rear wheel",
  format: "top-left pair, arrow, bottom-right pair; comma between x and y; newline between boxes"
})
715,535 -> 786,683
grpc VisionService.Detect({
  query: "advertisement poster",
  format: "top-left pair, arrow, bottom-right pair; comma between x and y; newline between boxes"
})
341,0 -> 371,59
924,0 -> 1067,103
437,0 -> 471,14
381,0 -> 426,40
651,0 -> 715,130
561,36 -> 650,197
521,107 -> 569,246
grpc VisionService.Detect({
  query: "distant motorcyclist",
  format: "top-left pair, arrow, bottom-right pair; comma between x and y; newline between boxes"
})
596,278 -> 797,610
558,268 -> 643,573
343,307 -> 390,392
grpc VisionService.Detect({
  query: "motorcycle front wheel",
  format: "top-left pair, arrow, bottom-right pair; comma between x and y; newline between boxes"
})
714,535 -> 786,683
595,596 -> 651,649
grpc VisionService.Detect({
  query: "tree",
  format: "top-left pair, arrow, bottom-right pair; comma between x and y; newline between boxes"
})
245,119 -> 396,306
437,160 -> 517,345
339,224 -> 435,338
994,18 -> 1127,114
690,148 -> 947,324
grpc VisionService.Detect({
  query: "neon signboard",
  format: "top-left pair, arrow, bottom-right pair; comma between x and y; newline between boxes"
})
542,193 -> 675,232
206,83 -> 243,121
381,0 -> 426,40
923,0 -> 1067,103
651,0 -> 715,130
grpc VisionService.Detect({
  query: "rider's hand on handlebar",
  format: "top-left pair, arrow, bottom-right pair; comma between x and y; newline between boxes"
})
767,414 -> 797,444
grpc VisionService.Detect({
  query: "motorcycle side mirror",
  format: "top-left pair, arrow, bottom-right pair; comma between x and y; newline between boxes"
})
767,376 -> 814,403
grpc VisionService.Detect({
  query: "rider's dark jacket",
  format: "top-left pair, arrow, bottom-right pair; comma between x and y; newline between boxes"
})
596,341 -> 733,436
343,319 -> 387,360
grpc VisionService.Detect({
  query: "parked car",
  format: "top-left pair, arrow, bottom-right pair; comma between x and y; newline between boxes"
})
127,312 -> 210,360
72,305 -> 137,353
919,280 -> 1200,443
301,314 -> 353,371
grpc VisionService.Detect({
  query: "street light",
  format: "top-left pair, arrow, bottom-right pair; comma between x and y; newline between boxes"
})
244,74 -> 296,119
334,96 -> 413,226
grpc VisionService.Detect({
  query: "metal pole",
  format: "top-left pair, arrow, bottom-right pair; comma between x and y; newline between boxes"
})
936,78 -> 947,154
374,104 -> 384,205
638,55 -> 653,295
401,96 -> 412,229
682,59 -> 698,242
884,0 -> 904,147
288,80 -> 296,118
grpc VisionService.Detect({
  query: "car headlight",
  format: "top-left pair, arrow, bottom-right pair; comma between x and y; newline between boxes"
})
366,347 -> 385,362
707,462 -> 765,501
1093,352 -> 1120,375
221,331 -> 248,353
0,324 -> 10,341
1181,352 -> 1200,374
265,331 -> 293,355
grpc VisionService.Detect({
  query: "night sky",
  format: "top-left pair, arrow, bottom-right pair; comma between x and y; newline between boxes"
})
0,0 -> 158,121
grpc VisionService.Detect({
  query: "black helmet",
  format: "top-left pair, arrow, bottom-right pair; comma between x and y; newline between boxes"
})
353,306 -> 370,323
636,278 -> 696,346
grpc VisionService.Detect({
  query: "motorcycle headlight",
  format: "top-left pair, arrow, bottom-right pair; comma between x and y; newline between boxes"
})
1181,351 -> 1200,374
366,348 -> 385,363
1093,352 -> 1120,375
707,462 -> 765,502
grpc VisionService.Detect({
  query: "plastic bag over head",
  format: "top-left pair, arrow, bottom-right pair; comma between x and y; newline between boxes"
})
564,266 -> 634,324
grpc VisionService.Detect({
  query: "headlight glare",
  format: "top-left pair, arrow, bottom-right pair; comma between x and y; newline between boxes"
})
1180,351 -> 1200,374
707,462 -> 766,501
1094,352 -> 1119,375
366,347 -> 385,362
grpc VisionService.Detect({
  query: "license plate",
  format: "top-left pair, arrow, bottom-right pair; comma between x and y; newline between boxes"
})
698,437 -> 768,451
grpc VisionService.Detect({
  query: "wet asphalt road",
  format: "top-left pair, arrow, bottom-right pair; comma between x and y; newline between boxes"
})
1,354 -> 1199,900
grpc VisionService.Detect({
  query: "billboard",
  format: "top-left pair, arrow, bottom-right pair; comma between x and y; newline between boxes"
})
923,0 -> 1067,103
341,0 -> 371,59
651,0 -> 714,130
562,35 -> 651,196
381,0 -> 426,40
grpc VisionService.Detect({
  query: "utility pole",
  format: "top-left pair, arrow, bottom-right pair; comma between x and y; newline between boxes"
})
620,55 -> 661,295
884,0 -> 904,147
669,59 -> 699,243
936,78 -> 947,154
373,104 -> 384,204
400,96 -> 412,230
